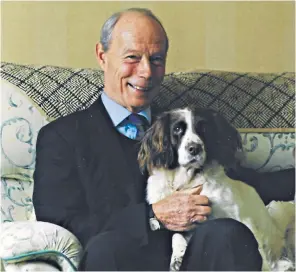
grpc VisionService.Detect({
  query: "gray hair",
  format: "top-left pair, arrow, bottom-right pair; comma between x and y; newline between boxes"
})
100,8 -> 169,52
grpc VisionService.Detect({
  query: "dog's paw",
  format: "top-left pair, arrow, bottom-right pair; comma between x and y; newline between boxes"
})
274,259 -> 295,271
170,257 -> 183,271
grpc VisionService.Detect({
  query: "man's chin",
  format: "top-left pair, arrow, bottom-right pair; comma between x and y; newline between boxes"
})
129,103 -> 149,113
127,97 -> 152,111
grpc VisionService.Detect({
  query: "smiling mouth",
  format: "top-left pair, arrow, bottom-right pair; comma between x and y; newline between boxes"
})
128,83 -> 151,92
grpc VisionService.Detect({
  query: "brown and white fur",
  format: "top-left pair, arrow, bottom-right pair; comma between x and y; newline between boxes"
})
138,107 -> 295,271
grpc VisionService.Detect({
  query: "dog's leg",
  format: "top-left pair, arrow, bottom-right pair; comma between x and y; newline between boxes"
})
284,220 -> 295,268
266,201 -> 295,271
170,233 -> 192,271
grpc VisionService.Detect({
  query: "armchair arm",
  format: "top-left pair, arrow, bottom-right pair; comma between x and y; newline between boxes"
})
0,221 -> 83,271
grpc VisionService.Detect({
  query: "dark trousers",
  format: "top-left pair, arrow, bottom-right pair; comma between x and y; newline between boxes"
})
79,218 -> 262,271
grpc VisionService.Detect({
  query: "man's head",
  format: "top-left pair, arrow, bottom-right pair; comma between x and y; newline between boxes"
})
96,8 -> 169,113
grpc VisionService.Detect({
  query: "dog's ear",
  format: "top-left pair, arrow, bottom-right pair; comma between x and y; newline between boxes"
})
138,112 -> 176,175
205,110 -> 243,170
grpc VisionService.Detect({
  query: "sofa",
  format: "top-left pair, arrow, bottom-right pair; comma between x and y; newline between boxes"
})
0,62 -> 295,271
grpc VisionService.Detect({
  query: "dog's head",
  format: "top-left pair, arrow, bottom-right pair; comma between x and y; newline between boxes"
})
138,107 -> 243,174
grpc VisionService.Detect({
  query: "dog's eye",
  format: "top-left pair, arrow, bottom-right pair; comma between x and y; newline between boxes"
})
174,126 -> 182,133
173,122 -> 186,135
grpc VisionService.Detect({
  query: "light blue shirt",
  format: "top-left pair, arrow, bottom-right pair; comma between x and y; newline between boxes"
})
101,91 -> 151,129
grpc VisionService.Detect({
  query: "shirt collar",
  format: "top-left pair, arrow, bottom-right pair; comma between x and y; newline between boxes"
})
101,91 -> 151,126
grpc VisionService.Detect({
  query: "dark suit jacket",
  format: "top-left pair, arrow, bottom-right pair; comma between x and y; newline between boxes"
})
33,96 -> 295,247
33,97 -> 154,247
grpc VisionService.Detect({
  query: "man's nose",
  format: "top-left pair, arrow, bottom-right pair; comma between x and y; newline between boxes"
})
186,142 -> 203,156
138,56 -> 152,79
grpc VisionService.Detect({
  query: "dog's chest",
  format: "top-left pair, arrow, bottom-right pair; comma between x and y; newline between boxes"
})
200,174 -> 241,219
174,170 -> 206,190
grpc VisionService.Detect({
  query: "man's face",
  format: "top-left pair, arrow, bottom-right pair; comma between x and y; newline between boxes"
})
96,12 -> 167,112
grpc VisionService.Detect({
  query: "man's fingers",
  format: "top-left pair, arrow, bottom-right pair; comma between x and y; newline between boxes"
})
183,185 -> 203,195
190,215 -> 207,223
194,195 -> 211,206
194,205 -> 212,216
192,185 -> 203,195
166,222 -> 200,232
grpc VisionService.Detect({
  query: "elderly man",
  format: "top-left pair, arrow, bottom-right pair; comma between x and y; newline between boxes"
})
33,8 -> 294,271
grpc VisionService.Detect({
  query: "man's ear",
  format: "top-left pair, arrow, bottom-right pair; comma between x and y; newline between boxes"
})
95,43 -> 106,70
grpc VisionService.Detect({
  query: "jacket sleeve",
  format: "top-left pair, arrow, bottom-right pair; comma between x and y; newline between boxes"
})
227,166 -> 295,205
33,124 -> 105,247
103,203 -> 150,246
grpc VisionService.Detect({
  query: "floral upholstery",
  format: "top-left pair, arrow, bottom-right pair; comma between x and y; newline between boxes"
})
3,262 -> 59,272
1,80 -> 48,223
0,62 -> 295,271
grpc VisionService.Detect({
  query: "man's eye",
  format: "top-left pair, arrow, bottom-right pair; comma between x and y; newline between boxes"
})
126,55 -> 139,60
151,56 -> 164,65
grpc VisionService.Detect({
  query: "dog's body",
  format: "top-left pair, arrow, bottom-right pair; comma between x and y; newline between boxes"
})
147,163 -> 294,271
138,107 -> 295,271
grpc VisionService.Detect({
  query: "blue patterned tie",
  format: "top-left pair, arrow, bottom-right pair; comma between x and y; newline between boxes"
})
118,114 -> 150,140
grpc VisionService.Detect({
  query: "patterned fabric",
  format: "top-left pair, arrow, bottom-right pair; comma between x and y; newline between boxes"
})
1,79 -> 48,223
240,132 -> 295,171
1,62 -> 294,128
0,221 -> 82,271
118,114 -> 150,140
1,179 -> 34,223
3,261 -> 60,272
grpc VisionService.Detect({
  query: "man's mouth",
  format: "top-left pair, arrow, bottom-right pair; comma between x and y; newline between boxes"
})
127,83 -> 151,92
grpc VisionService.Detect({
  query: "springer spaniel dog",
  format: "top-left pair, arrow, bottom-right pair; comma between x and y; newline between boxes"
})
138,107 -> 295,271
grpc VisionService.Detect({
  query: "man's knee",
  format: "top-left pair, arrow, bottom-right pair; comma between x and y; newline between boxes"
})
79,231 -> 124,271
196,218 -> 258,244
85,231 -> 115,253
181,218 -> 262,270
190,218 -> 260,257
79,231 -> 146,271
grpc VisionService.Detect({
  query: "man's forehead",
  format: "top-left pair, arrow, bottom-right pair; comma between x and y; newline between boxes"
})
112,13 -> 167,45
117,11 -> 156,25
118,30 -> 165,44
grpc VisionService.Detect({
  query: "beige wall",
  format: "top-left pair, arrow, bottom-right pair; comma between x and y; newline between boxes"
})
1,1 -> 295,73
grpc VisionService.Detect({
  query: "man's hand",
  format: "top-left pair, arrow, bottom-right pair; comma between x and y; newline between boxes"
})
152,186 -> 211,231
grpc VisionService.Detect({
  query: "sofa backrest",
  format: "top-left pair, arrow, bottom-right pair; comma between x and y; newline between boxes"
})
1,62 -> 295,223
1,62 -> 295,128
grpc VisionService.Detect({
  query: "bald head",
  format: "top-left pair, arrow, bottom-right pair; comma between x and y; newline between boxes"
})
111,12 -> 167,55
100,8 -> 169,53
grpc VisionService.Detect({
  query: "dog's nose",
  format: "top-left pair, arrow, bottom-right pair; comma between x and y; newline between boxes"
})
187,143 -> 203,156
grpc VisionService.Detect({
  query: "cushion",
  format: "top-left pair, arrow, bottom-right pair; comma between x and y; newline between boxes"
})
3,261 -> 60,272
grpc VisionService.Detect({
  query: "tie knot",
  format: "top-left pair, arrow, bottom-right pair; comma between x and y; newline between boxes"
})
117,113 -> 150,140
129,113 -> 149,126
116,113 -> 149,140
